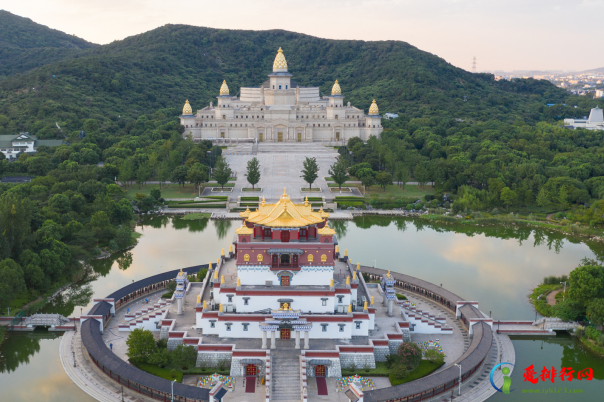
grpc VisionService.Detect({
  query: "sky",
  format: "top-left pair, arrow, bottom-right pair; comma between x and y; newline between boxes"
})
2,0 -> 604,72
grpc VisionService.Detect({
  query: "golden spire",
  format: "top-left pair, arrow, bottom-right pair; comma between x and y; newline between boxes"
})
262,196 -> 266,206
330,278 -> 334,288
221,275 -> 225,284
213,269 -> 218,279
348,304 -> 352,313
304,197 -> 309,206
346,276 -> 350,285
353,271 -> 357,280
331,80 -> 342,95
368,99 -> 379,115
356,262 -> 360,271
219,303 -> 223,312
371,296 -> 375,305
209,262 -> 213,270
197,295 -> 201,304
273,47 -> 288,72
364,301 -> 368,310
237,277 -> 241,287
203,300 -> 207,309
283,187 -> 288,198
344,249 -> 348,257
219,80 -> 229,96
229,245 -> 233,252
182,100 -> 193,115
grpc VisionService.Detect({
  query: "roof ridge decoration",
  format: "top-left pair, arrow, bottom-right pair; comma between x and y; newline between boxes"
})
245,188 -> 328,228
273,47 -> 288,73
220,80 -> 229,96
240,206 -> 251,218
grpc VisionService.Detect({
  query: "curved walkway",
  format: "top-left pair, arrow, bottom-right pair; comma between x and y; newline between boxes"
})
546,290 -> 562,306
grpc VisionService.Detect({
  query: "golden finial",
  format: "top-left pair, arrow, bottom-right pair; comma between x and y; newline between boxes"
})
220,275 -> 225,284
283,187 -> 287,197
221,248 -> 225,256
368,99 -> 379,115
219,303 -> 223,312
179,268 -> 183,275
262,196 -> 266,206
203,300 -> 207,309
364,301 -> 368,310
219,80 -> 229,96
273,47 -> 288,72
330,278 -> 334,288
371,296 -> 375,305
217,258 -> 220,265
213,269 -> 218,280
387,270 -> 391,278
182,100 -> 193,115
229,245 -> 233,253
346,276 -> 350,285
197,295 -> 201,304
348,304 -> 352,313
356,262 -> 360,271
344,249 -> 348,257
305,197 -> 309,206
335,245 -> 339,253
353,271 -> 357,280
209,262 -> 213,270
331,80 -> 342,96
237,277 -> 241,287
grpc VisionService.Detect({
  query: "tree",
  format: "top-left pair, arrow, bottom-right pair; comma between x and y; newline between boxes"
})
395,162 -> 410,189
357,168 -> 376,189
150,188 -> 161,200
213,157 -> 232,189
187,163 -> 209,189
126,328 -> 156,363
375,172 -> 393,191
500,187 -> 518,211
301,157 -> 319,190
0,259 -> 26,310
568,264 -> 604,309
536,188 -> 549,212
586,298 -> 604,327
414,163 -> 429,188
245,157 -> 261,190
398,342 -> 422,371
171,345 -> 197,369
551,299 -> 583,322
171,165 -> 189,187
423,349 -> 445,366
148,349 -> 170,368
328,158 -> 349,190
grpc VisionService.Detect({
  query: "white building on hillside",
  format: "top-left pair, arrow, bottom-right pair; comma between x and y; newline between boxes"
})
180,48 -> 383,143
564,106 -> 604,130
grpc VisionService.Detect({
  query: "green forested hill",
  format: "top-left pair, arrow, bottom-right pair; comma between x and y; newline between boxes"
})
0,10 -> 97,79
0,23 -> 594,139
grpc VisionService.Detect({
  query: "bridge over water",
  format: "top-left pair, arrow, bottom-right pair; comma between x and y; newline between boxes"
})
9,313 -> 75,332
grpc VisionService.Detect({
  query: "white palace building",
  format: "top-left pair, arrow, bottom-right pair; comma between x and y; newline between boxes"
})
179,48 -> 383,143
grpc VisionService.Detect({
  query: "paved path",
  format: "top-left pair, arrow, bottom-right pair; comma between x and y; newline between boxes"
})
546,290 -> 561,306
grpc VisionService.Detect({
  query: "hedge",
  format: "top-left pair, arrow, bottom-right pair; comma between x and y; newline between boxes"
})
241,197 -> 260,201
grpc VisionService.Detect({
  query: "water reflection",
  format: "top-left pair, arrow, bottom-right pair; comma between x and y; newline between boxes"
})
215,220 -> 232,239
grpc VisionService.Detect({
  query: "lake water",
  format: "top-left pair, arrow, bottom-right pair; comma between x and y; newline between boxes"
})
1,216 -> 602,401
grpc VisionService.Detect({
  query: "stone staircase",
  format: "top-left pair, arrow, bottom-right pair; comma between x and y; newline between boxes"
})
271,348 -> 302,402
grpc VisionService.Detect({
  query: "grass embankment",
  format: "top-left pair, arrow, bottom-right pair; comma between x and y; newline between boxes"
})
132,360 -> 230,381
0,326 -> 7,345
364,185 -> 434,198
341,360 -> 444,386
125,183 -> 233,199
529,283 -> 561,317
577,336 -> 604,357
180,213 -> 212,220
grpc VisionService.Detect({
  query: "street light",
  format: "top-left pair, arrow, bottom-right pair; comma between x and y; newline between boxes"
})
454,363 -> 461,395
171,379 -> 176,402
560,281 -> 567,301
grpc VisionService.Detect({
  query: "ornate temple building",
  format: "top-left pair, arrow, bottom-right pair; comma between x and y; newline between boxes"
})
180,48 -> 383,143
196,189 -> 376,347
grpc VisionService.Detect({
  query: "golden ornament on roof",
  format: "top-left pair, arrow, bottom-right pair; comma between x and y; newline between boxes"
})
331,80 -> 342,96
273,47 -> 288,72
244,188 -> 328,228
182,100 -> 193,115
368,99 -> 379,115
219,80 -> 229,96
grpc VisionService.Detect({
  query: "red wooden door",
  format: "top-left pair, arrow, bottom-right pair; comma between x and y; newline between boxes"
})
292,255 -> 298,267
272,254 -> 278,267
280,328 -> 291,339
246,364 -> 257,376
315,365 -> 326,377
280,275 -> 290,286
281,230 -> 290,243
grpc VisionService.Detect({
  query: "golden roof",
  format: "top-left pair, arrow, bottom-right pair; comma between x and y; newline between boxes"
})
273,47 -> 288,72
182,100 -> 193,115
245,188 -> 328,228
240,206 -> 251,218
235,225 -> 254,235
368,99 -> 379,115
317,225 -> 336,236
219,80 -> 229,96
331,80 -> 342,95
318,206 -> 329,218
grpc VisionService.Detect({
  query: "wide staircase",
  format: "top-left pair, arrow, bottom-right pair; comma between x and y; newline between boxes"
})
272,348 -> 302,402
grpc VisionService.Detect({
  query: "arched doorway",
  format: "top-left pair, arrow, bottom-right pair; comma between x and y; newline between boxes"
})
315,365 -> 326,377
246,364 -> 257,376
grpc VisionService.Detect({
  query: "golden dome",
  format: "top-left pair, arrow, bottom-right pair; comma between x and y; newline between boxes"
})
245,188 -> 327,228
331,80 -> 342,95
182,100 -> 193,115
273,47 -> 288,72
219,80 -> 229,96
368,99 -> 379,115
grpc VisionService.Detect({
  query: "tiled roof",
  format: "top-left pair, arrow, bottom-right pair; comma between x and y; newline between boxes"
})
246,189 -> 326,228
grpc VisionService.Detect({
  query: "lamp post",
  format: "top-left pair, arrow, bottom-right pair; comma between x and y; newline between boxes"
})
121,386 -> 124,402
171,379 -> 176,402
454,363 -> 461,396
73,351 -> 76,368
560,281 -> 567,301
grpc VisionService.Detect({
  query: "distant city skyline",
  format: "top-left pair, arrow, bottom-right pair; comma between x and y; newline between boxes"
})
3,0 -> 604,72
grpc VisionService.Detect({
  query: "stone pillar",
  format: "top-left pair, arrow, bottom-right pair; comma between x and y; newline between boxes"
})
262,330 -> 267,349
271,330 -> 276,349
295,330 -> 300,349
387,299 -> 393,317
304,330 -> 310,350
177,297 -> 183,314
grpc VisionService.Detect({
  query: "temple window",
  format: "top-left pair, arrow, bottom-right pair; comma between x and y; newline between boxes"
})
273,85 -> 275,89
322,299 -> 327,306
286,85 -> 288,89
279,85 -> 282,89
243,323 -> 249,331
321,324 -> 328,332
337,296 -> 344,303
355,322 -> 361,329
339,324 -> 345,332
335,115 -> 338,120
244,298 -> 249,305
226,324 -> 232,331
222,115 -> 226,119
210,321 -> 216,328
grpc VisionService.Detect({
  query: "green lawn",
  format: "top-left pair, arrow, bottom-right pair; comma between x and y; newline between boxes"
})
180,213 -> 211,220
132,361 -> 183,382
364,184 -> 434,198
341,360 -> 444,385
125,183 -> 234,199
